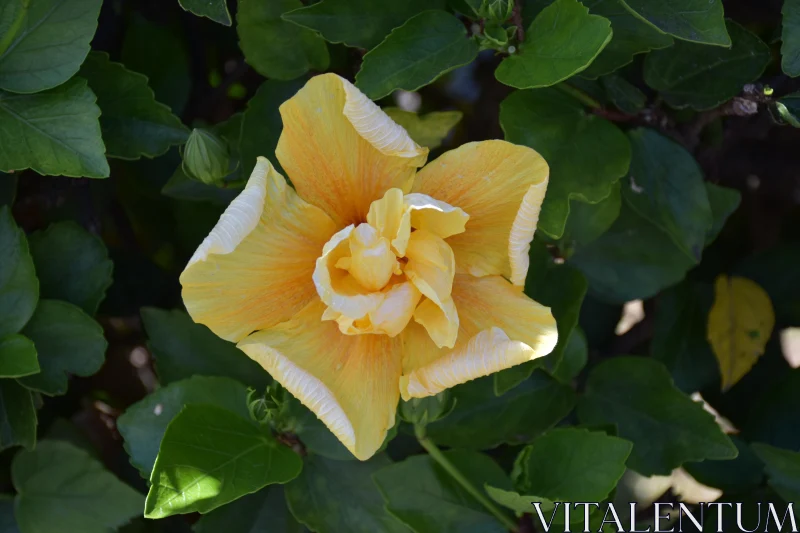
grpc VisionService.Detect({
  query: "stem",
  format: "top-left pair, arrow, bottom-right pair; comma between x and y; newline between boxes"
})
555,83 -> 602,110
415,425 -> 519,532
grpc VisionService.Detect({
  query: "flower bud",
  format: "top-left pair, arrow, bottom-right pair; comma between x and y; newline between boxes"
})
182,128 -> 231,185
399,391 -> 456,426
247,382 -> 289,428
480,0 -> 514,23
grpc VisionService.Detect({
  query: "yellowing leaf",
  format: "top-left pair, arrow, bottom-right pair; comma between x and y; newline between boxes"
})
707,275 -> 775,390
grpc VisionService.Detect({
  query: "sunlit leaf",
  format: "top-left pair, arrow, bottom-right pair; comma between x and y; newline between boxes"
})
145,404 -> 302,518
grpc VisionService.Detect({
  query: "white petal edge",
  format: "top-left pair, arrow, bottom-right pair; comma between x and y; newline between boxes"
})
341,78 -> 427,159
509,180 -> 548,286
187,157 -> 271,266
400,325 -> 558,400
237,338 -> 357,450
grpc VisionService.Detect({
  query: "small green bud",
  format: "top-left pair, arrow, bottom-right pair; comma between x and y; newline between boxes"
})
479,0 -> 514,23
182,128 -> 230,185
247,382 -> 290,428
399,391 -> 456,426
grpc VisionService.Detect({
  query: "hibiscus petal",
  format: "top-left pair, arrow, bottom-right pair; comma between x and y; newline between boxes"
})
404,193 -> 469,239
400,274 -> 557,399
277,73 -> 428,226
238,299 -> 402,460
180,157 -> 337,343
412,140 -> 548,286
312,224 -> 385,320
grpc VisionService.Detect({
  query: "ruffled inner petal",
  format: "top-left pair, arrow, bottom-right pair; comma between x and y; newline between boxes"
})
400,274 -> 558,399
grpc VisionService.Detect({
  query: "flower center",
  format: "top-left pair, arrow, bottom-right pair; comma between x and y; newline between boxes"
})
312,188 -> 469,348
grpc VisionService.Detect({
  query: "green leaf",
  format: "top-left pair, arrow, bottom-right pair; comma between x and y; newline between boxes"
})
240,80 -> 302,179
355,10 -> 478,100
580,0 -> 673,79
79,51 -> 189,161
494,243 -> 588,394
602,74 -> 646,114
684,436 -> 764,494
0,77 -> 109,178
560,181 -> 621,253
162,166 -> 240,205
0,379 -> 36,450
495,0 -> 612,89
28,221 -> 112,315
383,108 -> 462,149
551,327 -> 588,383
12,440 -> 144,532
704,182 -> 741,245
525,245 -> 588,373
145,404 -> 302,518
141,307 -> 269,389
617,0 -> 730,46
651,281 -> 719,394
783,0 -> 800,77
427,372 -> 576,450
18,300 -> 106,395
0,334 -> 38,378
622,128 -> 712,261
485,486 -> 556,515
285,454 -> 408,533
569,201 -> 695,303
644,20 -> 770,110
179,0 -> 232,25
0,0 -> 27,58
282,395 -> 355,460
194,487 -> 301,533
121,15 -> 191,115
282,0 -> 441,49
514,428 -> 632,502
578,356 -> 738,476
500,87 -> 631,238
752,444 -> 800,505
374,450 -> 512,533
237,0 -> 329,81
0,0 -> 103,93
118,375 -> 253,477
0,206 -> 37,337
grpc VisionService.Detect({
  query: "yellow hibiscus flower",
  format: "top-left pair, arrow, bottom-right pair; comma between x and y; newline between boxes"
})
180,73 -> 558,460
